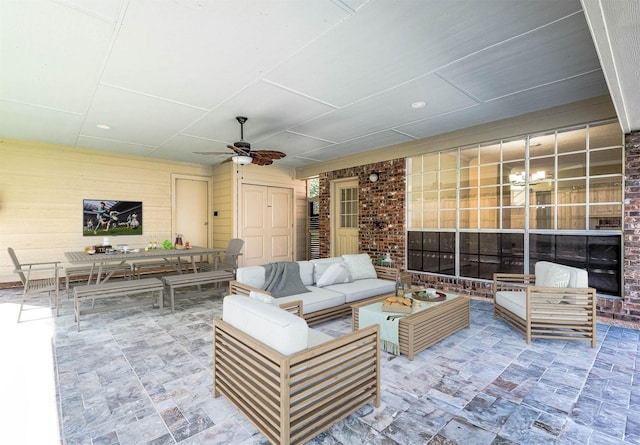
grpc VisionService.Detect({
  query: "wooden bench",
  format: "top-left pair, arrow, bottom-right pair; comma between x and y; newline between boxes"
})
73,278 -> 163,331
65,262 -> 132,291
131,259 -> 191,279
162,270 -> 234,312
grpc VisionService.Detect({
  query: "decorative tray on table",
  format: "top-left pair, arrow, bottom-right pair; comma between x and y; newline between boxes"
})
411,289 -> 446,302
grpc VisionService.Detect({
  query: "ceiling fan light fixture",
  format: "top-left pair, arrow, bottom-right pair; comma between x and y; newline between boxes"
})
232,155 -> 252,165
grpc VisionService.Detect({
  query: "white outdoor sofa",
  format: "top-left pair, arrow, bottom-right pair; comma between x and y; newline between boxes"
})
213,294 -> 380,445
230,254 -> 397,325
493,261 -> 597,347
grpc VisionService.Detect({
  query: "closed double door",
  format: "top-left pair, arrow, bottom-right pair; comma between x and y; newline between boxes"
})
241,184 -> 293,266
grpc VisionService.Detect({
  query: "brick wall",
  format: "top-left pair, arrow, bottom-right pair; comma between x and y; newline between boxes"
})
318,159 -> 406,269
621,130 -> 640,323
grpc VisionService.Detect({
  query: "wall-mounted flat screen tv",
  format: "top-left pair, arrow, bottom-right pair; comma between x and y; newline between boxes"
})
83,199 -> 142,236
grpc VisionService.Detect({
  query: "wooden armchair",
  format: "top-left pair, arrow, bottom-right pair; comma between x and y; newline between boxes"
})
8,247 -> 62,322
213,295 -> 380,445
493,261 -> 597,347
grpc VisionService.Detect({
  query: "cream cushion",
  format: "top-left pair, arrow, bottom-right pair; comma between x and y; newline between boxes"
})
273,287 -> 346,314
326,278 -> 396,303
223,295 -> 308,355
316,263 -> 353,287
342,254 -> 377,280
311,257 -> 345,284
249,290 -> 274,304
535,261 -> 588,287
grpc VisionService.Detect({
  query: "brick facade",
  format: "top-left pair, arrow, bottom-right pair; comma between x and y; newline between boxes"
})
317,134 -> 639,324
318,159 -> 406,269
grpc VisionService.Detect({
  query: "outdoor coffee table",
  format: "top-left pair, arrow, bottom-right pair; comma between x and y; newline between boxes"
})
351,292 -> 470,360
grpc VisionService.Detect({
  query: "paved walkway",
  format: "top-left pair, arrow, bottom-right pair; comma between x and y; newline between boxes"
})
1,287 -> 638,444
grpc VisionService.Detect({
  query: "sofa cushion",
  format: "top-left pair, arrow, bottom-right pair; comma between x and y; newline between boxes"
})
316,262 -> 353,287
274,287 -> 346,315
298,261 -> 315,286
311,257 -> 345,284
326,278 -> 396,303
222,295 -> 308,355
342,254 -> 377,280
236,266 -> 266,289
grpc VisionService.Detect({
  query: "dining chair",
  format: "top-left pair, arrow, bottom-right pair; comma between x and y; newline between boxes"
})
8,247 -> 62,322
213,238 -> 244,274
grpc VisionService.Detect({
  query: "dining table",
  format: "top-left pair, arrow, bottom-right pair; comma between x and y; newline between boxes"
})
65,246 -> 223,284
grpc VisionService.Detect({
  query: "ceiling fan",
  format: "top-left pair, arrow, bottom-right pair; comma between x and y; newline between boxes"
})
194,116 -> 286,166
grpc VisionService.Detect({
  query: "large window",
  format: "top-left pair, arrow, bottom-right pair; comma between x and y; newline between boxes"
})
407,121 -> 623,295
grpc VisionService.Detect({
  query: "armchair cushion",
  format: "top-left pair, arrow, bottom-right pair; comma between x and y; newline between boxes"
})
535,261 -> 588,288
494,291 -> 526,320
536,266 -> 571,303
223,295 -> 308,355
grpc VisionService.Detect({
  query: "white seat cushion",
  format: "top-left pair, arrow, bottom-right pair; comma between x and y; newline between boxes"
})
495,290 -> 527,320
222,295 -> 308,355
326,278 -> 396,303
274,287 -> 346,314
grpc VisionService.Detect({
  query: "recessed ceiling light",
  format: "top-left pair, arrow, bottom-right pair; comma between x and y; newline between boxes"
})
96,124 -> 111,130
410,101 -> 426,109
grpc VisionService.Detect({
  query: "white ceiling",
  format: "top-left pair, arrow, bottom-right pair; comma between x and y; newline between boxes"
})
1,0 -> 638,169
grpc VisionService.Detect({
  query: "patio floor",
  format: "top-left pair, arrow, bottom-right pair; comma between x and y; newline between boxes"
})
1,286 -> 638,444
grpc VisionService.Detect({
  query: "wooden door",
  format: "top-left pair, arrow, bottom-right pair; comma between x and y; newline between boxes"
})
269,187 -> 293,262
332,178 -> 360,256
241,184 -> 293,266
173,175 -> 210,248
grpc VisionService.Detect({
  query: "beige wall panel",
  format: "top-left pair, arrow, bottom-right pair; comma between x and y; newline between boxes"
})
211,163 -> 234,249
0,139 -> 211,283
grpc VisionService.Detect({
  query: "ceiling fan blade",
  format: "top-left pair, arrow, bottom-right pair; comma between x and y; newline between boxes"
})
253,150 -> 286,160
251,156 -> 272,166
227,144 -> 249,155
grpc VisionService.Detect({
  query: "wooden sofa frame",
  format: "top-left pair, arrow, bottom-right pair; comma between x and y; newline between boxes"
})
213,317 -> 380,445
493,273 -> 597,347
230,265 -> 398,326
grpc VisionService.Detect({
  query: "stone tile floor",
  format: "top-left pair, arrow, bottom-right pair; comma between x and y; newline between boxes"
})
1,286 -> 639,444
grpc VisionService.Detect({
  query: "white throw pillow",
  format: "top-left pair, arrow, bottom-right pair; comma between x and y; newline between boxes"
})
316,263 -> 353,287
312,258 -> 344,284
249,290 -> 275,304
342,254 -> 377,280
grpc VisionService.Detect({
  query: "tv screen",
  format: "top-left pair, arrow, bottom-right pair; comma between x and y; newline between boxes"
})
83,199 -> 142,236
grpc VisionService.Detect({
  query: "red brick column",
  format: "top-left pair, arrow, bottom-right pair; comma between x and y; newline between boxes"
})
622,130 -> 640,323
